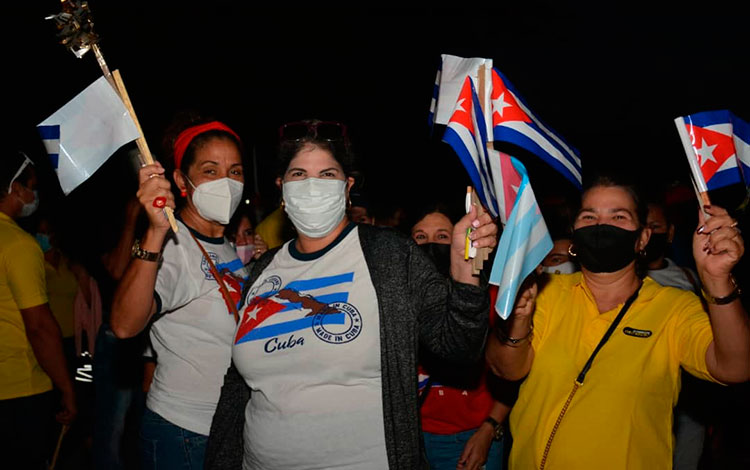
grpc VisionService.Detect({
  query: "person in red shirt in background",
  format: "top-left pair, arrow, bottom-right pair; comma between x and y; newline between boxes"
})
411,204 -> 514,470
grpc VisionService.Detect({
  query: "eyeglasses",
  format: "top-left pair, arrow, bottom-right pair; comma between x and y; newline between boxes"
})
278,121 -> 348,142
8,152 -> 34,194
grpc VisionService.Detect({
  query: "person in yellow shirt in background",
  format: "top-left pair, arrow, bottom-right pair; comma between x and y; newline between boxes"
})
0,151 -> 76,469
487,174 -> 750,470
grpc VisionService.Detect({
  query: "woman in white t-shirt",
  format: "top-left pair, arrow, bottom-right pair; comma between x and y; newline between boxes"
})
111,117 -> 249,470
206,120 -> 499,469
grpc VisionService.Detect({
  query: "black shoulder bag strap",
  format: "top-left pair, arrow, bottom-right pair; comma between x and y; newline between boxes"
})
540,285 -> 642,469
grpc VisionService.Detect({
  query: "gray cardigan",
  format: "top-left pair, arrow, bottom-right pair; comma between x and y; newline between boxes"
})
205,224 -> 489,469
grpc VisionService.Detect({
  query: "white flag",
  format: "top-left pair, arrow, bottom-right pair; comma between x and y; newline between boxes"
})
431,54 -> 493,136
37,76 -> 140,195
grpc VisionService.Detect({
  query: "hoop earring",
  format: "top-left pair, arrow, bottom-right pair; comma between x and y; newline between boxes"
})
567,244 -> 577,257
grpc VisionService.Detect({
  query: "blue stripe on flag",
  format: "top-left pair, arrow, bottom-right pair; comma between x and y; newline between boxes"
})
493,126 -> 582,189
285,272 -> 354,292
443,127 -> 492,209
37,125 -> 60,139
684,110 -> 732,128
235,313 -> 346,343
48,154 -> 59,169
706,168 -> 743,191
469,83 -> 501,216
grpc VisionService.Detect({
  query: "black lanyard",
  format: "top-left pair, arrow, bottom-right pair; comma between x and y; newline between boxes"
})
576,285 -> 641,385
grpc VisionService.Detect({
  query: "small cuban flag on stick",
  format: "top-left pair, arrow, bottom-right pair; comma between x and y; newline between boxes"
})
674,110 -> 750,209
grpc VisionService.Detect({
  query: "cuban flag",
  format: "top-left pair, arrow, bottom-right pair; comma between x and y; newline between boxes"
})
490,157 -> 554,319
442,76 -> 524,225
491,68 -> 583,189
443,76 -> 500,217
674,110 -> 748,192
37,76 -> 140,195
730,113 -> 750,185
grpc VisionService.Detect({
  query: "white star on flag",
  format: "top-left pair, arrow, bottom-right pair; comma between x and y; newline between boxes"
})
493,92 -> 513,118
454,98 -> 466,114
245,304 -> 262,322
695,138 -> 718,167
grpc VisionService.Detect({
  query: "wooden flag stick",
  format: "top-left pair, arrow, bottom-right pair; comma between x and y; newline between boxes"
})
112,70 -> 179,233
48,424 -> 69,470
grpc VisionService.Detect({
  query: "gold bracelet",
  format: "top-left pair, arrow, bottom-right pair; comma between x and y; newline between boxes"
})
496,323 -> 533,346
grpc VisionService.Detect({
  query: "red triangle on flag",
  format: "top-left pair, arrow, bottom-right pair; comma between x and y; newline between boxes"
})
687,125 -> 736,182
448,77 -> 475,133
491,72 -> 531,126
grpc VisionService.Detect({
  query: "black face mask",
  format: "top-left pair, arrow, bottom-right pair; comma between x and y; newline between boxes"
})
572,224 -> 641,273
419,242 -> 452,277
644,232 -> 668,263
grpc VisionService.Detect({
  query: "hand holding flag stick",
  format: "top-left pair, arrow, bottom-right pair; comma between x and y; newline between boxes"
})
465,187 -> 491,275
46,0 -> 178,233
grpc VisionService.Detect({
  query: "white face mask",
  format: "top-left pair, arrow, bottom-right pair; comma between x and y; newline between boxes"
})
18,189 -> 40,218
186,177 -> 244,225
282,178 -> 347,238
236,243 -> 256,265
540,260 -> 577,275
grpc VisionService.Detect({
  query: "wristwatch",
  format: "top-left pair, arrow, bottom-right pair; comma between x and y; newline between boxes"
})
131,239 -> 161,262
702,275 -> 742,305
483,416 -> 504,441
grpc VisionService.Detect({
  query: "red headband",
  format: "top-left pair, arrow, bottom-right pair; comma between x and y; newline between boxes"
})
173,121 -> 241,170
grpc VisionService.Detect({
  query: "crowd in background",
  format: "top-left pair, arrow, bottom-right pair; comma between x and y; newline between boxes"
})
2,114 -> 750,470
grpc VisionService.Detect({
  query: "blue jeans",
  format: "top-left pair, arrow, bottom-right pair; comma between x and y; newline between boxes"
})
423,428 -> 504,470
140,407 -> 208,470
94,323 -> 147,470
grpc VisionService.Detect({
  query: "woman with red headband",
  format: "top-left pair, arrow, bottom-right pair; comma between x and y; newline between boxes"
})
111,116 -> 249,470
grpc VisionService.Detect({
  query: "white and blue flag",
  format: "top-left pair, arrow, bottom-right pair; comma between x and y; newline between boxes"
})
489,157 -> 553,319
37,76 -> 140,195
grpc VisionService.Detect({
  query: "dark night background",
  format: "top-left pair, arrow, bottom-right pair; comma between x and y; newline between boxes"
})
7,4 -> 750,259
8,5 -> 750,468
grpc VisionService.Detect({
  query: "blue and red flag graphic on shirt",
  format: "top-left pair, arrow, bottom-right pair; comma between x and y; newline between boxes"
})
235,272 -> 354,344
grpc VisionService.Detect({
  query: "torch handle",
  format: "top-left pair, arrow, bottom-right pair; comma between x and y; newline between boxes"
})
112,70 -> 179,233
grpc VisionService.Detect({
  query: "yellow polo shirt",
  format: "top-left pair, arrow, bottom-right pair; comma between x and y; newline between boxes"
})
509,273 -> 717,470
0,212 -> 52,400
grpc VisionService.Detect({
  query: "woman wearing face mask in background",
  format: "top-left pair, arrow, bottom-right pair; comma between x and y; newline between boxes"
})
111,116 -> 249,470
411,205 -> 511,470
205,120 -> 498,470
486,174 -> 750,470
226,205 -> 269,270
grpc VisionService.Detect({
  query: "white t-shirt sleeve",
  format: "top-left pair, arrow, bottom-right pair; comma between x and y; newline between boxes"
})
155,237 -> 199,313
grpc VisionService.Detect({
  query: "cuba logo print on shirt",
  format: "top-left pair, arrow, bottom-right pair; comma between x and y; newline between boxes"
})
235,272 -> 363,353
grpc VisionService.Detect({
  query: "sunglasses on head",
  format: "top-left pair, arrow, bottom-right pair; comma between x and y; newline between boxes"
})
278,121 -> 348,142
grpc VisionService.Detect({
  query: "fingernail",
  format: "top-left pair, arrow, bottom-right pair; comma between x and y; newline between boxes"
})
472,220 -> 480,228
697,225 -> 705,234
472,241 -> 478,247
